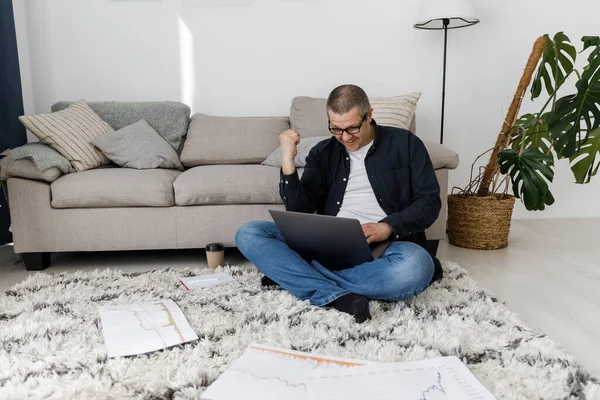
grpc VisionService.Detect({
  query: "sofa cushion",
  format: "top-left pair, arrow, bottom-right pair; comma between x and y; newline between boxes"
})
261,136 -> 331,168
174,165 -> 286,206
289,94 -> 418,138
92,119 -> 183,170
179,114 -> 290,167
51,168 -> 181,208
19,100 -> 113,172
52,101 -> 190,152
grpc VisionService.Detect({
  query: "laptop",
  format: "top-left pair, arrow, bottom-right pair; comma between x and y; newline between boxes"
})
269,210 -> 390,271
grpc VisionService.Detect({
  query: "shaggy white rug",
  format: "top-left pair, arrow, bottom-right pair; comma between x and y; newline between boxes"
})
0,262 -> 598,399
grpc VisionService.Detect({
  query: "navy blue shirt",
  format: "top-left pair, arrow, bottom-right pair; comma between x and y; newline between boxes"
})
279,122 -> 441,249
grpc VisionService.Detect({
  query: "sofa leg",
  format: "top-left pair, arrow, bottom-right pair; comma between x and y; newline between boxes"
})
22,252 -> 51,271
426,240 -> 439,256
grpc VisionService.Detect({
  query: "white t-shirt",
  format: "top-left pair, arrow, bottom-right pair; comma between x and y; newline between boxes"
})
336,141 -> 387,224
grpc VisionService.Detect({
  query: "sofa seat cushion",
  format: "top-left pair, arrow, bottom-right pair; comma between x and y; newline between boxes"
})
51,168 -> 181,208
174,165 -> 289,206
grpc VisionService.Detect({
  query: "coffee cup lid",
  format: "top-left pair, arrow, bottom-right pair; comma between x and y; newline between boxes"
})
205,242 -> 224,252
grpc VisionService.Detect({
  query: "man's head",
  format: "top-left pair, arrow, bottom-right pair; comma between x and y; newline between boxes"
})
326,84 -> 374,152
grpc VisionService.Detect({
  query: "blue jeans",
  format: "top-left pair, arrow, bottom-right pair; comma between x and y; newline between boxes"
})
235,221 -> 435,307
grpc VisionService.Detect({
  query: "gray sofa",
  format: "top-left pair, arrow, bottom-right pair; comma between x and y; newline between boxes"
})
2,101 -> 459,271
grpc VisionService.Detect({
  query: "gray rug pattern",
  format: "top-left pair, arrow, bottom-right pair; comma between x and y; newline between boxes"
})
0,262 -> 598,399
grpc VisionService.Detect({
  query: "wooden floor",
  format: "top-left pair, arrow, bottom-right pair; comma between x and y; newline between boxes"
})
0,218 -> 598,377
438,218 -> 600,378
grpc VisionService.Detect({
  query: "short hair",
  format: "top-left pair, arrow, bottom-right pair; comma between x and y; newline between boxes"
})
326,84 -> 371,118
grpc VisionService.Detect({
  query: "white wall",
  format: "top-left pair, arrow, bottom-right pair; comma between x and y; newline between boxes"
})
15,0 -> 600,219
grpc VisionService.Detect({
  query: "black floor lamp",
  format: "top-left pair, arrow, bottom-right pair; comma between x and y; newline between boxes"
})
414,0 -> 479,144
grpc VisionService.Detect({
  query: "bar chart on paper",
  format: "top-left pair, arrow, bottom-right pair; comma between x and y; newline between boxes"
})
306,356 -> 497,400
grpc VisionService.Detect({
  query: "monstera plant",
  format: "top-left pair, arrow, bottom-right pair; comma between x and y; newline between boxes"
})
480,33 -> 600,210
448,33 -> 600,250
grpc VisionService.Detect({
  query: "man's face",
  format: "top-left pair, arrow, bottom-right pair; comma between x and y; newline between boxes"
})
328,107 -> 373,152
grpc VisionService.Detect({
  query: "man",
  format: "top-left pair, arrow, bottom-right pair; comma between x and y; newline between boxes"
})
236,84 -> 442,323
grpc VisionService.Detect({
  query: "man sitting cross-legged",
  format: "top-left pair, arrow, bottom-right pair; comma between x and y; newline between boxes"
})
236,84 -> 442,323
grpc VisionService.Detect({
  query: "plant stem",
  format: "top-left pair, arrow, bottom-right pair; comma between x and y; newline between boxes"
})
552,38 -> 559,111
519,126 -> 527,155
476,36 -> 547,197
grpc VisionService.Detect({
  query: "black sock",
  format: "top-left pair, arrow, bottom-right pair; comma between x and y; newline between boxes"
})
328,293 -> 371,323
430,256 -> 443,283
261,276 -> 280,287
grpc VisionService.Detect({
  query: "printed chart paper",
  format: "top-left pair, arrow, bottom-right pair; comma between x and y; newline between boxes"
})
180,272 -> 234,290
99,299 -> 198,358
307,356 -> 497,400
201,344 -> 369,400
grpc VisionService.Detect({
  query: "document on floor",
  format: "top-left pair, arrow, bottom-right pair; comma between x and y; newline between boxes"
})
99,299 -> 198,358
200,344 -> 370,400
306,355 -> 497,400
180,272 -> 234,290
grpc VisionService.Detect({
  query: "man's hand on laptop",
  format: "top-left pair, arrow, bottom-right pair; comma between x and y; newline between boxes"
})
362,222 -> 393,244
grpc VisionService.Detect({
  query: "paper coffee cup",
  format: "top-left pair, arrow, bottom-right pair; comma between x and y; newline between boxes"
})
205,243 -> 225,269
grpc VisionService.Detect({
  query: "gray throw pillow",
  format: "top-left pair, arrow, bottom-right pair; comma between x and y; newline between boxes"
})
92,119 -> 183,170
262,136 -> 330,168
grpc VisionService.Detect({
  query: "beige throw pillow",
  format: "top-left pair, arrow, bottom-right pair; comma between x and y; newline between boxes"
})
370,93 -> 421,129
19,100 -> 114,172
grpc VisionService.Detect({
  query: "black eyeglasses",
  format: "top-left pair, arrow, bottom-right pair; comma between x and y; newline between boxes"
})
328,115 -> 367,136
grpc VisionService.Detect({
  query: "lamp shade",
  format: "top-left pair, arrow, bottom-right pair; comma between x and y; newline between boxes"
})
414,0 -> 479,30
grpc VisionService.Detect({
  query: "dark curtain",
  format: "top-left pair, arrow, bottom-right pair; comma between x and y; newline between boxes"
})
0,0 -> 27,244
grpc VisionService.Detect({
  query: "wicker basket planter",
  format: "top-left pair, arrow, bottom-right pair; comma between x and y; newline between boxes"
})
447,194 -> 516,250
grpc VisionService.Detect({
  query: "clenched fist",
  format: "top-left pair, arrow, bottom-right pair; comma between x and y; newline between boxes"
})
362,222 -> 393,244
279,129 -> 300,175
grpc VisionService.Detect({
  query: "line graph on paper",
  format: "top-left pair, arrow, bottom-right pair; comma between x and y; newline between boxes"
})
99,300 -> 198,358
200,345 -> 368,400
306,356 -> 497,400
420,372 -> 446,400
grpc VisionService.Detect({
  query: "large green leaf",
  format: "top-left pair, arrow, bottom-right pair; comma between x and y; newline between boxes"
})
582,36 -> 600,53
531,33 -> 576,100
509,113 -> 553,157
570,128 -> 600,183
547,36 -> 600,158
498,148 -> 555,211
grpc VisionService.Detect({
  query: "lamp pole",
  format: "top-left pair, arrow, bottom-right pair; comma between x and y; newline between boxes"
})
440,18 -> 449,145
414,0 -> 479,145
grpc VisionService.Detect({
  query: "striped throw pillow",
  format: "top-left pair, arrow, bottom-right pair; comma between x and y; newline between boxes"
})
19,100 -> 114,172
370,92 -> 421,130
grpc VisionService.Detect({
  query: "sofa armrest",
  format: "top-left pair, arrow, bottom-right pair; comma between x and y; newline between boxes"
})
422,140 -> 460,170
0,153 -> 63,182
